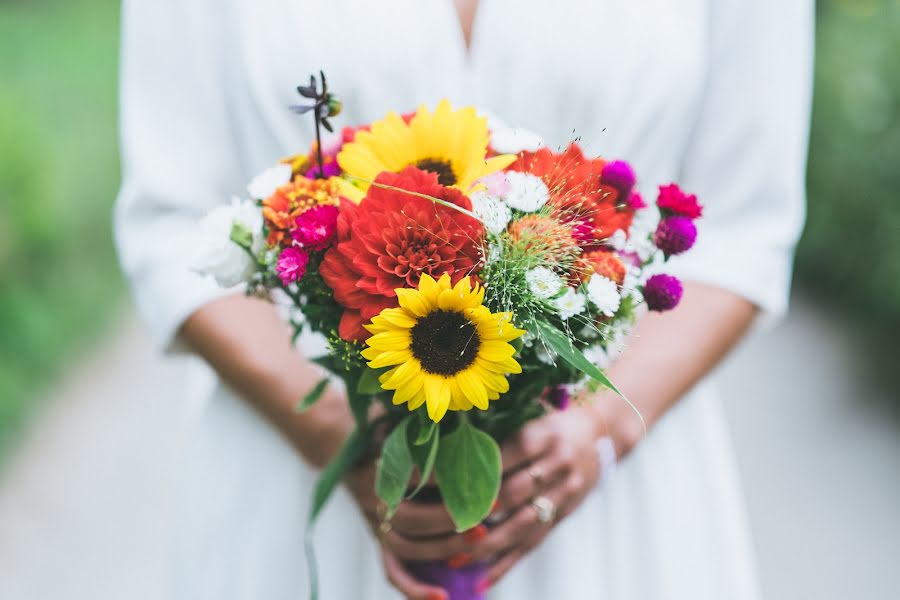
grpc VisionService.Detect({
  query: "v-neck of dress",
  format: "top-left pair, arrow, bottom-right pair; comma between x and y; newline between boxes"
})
448,0 -> 485,62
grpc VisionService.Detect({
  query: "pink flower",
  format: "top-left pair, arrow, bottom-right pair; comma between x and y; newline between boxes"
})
657,184 -> 702,219
276,246 -> 309,285
600,160 -> 636,199
626,191 -> 647,210
293,204 -> 340,250
480,171 -> 512,196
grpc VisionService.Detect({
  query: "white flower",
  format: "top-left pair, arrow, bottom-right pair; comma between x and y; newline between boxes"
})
490,125 -> 545,154
586,274 -> 621,317
502,171 -> 550,213
470,191 -> 512,234
246,163 -> 292,199
193,198 -> 263,288
525,266 -> 562,299
607,229 -> 628,251
554,287 -> 587,320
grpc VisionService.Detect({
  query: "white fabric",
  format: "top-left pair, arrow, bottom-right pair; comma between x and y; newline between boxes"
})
114,0 -> 812,598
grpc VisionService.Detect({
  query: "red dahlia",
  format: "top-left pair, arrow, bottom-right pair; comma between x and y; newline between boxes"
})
509,144 -> 635,244
319,166 -> 484,341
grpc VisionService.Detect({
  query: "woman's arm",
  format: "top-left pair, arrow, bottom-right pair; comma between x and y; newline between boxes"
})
180,294 -> 353,468
590,281 -> 757,457
461,283 -> 756,587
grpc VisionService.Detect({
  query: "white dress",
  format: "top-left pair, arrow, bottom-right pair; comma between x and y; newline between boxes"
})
114,1 -> 812,598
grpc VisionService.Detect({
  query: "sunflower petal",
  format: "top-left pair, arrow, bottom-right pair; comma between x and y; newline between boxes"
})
395,288 -> 431,317
456,369 -> 489,410
367,330 -> 411,351
423,375 -> 451,422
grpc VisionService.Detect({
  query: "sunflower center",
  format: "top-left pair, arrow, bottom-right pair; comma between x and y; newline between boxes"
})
414,158 -> 457,186
410,309 -> 480,376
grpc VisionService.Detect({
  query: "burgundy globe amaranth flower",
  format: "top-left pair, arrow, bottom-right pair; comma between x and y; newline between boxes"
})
657,183 -> 702,219
642,274 -> 683,311
293,204 -> 339,250
654,216 -> 697,257
276,246 -> 309,285
600,160 -> 636,200
547,385 -> 571,410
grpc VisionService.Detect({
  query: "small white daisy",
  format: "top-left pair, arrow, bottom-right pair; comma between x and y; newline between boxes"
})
246,163 -> 292,199
470,191 -> 512,235
586,274 -> 621,317
502,171 -> 550,213
525,266 -> 563,300
553,287 -> 587,320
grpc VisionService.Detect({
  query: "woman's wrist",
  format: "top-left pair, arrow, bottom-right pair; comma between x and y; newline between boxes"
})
582,393 -> 646,459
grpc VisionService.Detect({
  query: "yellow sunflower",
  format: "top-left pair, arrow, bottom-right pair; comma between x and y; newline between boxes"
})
337,100 -> 516,193
360,273 -> 526,423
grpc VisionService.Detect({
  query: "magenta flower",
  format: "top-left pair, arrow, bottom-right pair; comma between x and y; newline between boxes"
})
304,161 -> 341,179
654,216 -> 697,257
548,385 -> 571,410
601,160 -> 636,200
642,274 -> 683,311
626,191 -> 647,210
276,246 -> 309,285
657,184 -> 702,219
293,204 -> 340,250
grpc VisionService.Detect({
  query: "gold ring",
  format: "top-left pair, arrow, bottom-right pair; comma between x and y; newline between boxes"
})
526,464 -> 545,489
531,495 -> 557,524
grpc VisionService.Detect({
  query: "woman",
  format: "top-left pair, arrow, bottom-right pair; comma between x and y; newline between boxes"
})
114,1 -> 812,598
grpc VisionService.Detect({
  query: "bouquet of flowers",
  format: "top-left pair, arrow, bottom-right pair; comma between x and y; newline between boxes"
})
195,73 -> 702,599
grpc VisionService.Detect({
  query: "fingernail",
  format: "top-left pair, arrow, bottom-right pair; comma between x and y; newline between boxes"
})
463,524 -> 489,543
447,552 -> 473,568
475,578 -> 492,594
426,592 -> 447,600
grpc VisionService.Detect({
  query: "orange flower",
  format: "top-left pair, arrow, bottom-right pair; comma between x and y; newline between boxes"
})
262,177 -> 342,247
509,144 -> 635,243
574,250 -> 626,285
507,214 -> 579,263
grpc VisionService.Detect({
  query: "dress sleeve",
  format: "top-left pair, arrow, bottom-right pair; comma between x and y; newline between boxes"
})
114,0 -> 244,352
666,0 -> 814,320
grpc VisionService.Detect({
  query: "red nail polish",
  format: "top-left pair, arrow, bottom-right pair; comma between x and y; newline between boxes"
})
463,524 -> 489,543
426,591 -> 447,600
447,552 -> 472,568
475,578 -> 492,594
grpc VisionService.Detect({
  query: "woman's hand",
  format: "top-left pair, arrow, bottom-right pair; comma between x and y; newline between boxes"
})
469,406 -> 605,587
344,462 -> 476,600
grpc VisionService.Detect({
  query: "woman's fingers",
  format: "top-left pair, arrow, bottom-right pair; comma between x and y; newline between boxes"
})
382,548 -> 448,600
381,528 -> 469,562
500,424 -> 555,473
470,477 -> 576,563
495,458 -> 566,514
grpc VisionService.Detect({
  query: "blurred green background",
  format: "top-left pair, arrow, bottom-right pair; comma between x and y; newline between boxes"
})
0,0 -> 898,457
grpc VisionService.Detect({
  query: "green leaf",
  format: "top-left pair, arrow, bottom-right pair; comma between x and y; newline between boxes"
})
533,319 -> 621,395
434,421 -> 501,532
305,428 -> 369,600
534,319 -> 646,430
357,366 -> 386,395
229,221 -> 253,249
375,416 -> 414,516
407,426 -> 439,499
413,412 -> 437,445
308,428 -> 367,526
296,377 -> 329,412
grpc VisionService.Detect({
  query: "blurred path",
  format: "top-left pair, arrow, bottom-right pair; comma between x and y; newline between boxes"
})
0,296 -> 898,599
